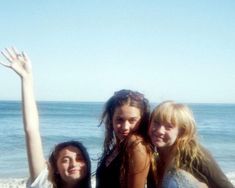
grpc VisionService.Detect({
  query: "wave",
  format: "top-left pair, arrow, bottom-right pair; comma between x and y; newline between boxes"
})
0,176 -> 96,188
227,171 -> 235,185
0,178 -> 27,188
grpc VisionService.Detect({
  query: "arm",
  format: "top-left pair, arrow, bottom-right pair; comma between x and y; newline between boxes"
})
0,48 -> 46,181
196,147 -> 234,188
126,135 -> 150,188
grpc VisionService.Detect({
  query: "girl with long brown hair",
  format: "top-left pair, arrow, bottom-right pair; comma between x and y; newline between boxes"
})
1,47 -> 91,188
96,89 -> 152,188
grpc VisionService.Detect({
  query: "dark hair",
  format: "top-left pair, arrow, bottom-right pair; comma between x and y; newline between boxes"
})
99,89 -> 150,156
48,140 -> 91,188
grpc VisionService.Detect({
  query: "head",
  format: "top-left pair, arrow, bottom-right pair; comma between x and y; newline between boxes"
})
49,141 -> 91,188
100,89 -> 150,153
149,101 -> 197,153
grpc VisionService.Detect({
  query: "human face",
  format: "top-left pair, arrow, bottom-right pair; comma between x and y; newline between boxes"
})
149,119 -> 179,151
56,146 -> 87,185
112,104 -> 142,141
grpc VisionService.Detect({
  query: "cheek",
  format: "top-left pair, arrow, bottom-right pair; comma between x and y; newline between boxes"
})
56,162 -> 68,173
130,123 -> 139,131
171,129 -> 179,142
132,118 -> 142,130
82,163 -> 88,174
148,124 -> 156,136
112,123 -> 120,133
112,119 -> 120,129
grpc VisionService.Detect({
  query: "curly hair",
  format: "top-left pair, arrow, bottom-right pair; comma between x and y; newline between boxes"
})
98,89 -> 151,187
99,89 -> 150,156
48,140 -> 91,188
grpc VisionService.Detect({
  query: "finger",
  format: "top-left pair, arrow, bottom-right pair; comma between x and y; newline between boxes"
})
0,60 -> 11,68
12,47 -> 24,60
1,51 -> 12,63
22,51 -> 30,62
12,47 -> 20,57
22,51 -> 32,69
5,48 -> 15,59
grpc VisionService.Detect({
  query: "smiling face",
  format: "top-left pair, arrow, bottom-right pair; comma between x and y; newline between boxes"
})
149,119 -> 179,151
112,104 -> 142,141
56,146 -> 87,186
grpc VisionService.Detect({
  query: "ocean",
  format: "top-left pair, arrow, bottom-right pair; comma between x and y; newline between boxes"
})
0,101 -> 235,186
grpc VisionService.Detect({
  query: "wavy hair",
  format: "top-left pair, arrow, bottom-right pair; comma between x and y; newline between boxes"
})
150,101 -> 206,184
48,140 -> 91,188
99,89 -> 151,156
98,89 -> 151,187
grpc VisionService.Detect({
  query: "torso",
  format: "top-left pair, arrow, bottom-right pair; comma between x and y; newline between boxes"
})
96,147 -> 123,188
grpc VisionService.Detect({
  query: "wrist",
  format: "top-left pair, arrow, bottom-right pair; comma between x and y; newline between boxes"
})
21,72 -> 33,83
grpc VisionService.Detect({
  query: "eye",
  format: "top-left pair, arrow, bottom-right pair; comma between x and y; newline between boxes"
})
76,155 -> 84,162
114,117 -> 124,123
61,157 -> 69,163
129,118 -> 138,124
153,120 -> 160,127
165,123 -> 174,130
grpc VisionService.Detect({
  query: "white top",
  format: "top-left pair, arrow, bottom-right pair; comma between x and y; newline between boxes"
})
162,169 -> 207,188
27,168 -> 53,188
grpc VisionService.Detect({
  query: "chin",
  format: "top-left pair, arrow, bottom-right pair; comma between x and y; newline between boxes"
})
154,142 -> 165,148
67,173 -> 84,180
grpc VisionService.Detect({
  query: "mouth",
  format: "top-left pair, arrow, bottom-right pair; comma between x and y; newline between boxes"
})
68,168 -> 81,174
151,135 -> 164,143
120,131 -> 129,137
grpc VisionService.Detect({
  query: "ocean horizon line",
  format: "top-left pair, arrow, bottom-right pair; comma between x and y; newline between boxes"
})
0,99 -> 235,105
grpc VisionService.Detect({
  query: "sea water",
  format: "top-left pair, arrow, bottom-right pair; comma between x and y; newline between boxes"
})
0,101 -> 235,185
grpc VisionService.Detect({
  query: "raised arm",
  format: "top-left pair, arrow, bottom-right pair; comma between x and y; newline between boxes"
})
0,47 -> 46,181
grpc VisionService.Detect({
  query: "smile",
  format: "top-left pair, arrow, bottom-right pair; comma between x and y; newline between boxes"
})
68,168 -> 81,174
120,132 -> 129,136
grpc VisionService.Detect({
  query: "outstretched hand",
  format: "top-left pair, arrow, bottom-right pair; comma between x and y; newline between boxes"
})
0,47 -> 32,78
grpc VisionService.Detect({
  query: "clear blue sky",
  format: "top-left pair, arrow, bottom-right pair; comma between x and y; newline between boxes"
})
0,1 -> 235,103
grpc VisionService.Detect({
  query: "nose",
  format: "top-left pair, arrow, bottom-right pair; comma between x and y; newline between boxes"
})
122,121 -> 130,130
156,124 -> 165,134
69,158 -> 77,167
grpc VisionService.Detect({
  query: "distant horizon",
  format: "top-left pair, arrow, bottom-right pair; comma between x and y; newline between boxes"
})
1,99 -> 235,105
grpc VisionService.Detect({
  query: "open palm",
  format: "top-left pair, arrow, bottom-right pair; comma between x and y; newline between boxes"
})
0,47 -> 32,78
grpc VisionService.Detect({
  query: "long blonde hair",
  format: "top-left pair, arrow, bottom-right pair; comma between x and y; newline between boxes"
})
150,101 -> 206,183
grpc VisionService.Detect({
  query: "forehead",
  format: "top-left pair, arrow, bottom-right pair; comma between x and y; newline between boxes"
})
113,105 -> 141,117
58,146 -> 83,159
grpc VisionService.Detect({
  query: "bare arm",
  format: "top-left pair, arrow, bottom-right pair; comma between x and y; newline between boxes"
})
0,48 -> 46,181
126,135 -> 150,188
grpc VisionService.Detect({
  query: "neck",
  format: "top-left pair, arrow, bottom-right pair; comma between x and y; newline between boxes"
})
62,182 -> 79,188
158,147 -> 172,163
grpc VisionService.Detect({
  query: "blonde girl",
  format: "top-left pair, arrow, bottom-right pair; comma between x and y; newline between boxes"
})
148,101 -> 233,188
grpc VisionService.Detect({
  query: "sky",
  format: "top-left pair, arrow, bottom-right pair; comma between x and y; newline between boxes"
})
0,1 -> 235,103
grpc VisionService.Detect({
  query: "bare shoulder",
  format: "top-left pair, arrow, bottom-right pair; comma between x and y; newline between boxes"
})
125,134 -> 146,149
124,134 -> 150,174
124,134 -> 150,156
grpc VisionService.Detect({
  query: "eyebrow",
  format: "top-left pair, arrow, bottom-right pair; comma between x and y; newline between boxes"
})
60,152 -> 83,159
